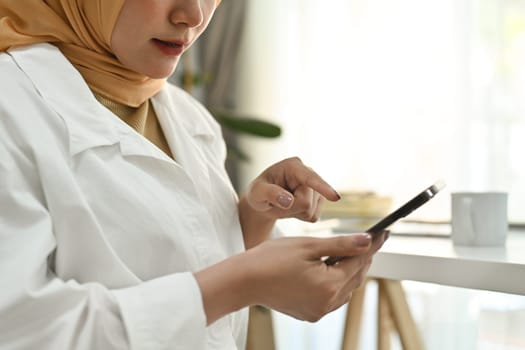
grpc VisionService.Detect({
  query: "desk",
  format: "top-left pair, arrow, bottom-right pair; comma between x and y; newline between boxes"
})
302,219 -> 525,294
340,230 -> 525,350
369,230 -> 525,295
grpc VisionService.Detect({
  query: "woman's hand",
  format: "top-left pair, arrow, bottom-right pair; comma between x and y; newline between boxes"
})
245,232 -> 386,321
244,157 -> 340,221
194,231 -> 388,325
239,157 -> 340,248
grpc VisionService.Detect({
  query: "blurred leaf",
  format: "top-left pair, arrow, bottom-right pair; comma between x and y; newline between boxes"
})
226,144 -> 251,162
214,111 -> 282,138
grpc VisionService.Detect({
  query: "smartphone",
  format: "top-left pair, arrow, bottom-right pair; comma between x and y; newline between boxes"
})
324,180 -> 446,265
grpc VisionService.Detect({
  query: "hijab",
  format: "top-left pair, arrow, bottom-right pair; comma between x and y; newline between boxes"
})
0,0 -> 220,106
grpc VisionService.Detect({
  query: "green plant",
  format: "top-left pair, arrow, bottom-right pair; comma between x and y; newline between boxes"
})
212,109 -> 281,161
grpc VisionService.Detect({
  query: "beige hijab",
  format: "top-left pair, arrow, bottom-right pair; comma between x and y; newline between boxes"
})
0,0 -> 219,106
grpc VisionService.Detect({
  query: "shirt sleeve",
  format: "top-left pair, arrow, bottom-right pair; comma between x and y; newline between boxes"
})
112,274 -> 206,350
0,123 -> 207,350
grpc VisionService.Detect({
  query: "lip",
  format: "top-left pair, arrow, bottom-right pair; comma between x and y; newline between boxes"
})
152,38 -> 188,56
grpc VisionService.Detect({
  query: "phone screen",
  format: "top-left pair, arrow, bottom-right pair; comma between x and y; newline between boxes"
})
324,180 -> 445,265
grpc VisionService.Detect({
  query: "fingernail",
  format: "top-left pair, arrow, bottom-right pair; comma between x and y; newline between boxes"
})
277,193 -> 293,208
355,233 -> 372,247
333,188 -> 341,200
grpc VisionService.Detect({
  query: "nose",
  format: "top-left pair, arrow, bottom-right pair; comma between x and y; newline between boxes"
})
170,0 -> 204,28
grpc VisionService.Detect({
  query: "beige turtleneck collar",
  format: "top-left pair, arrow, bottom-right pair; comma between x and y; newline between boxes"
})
94,93 -> 173,159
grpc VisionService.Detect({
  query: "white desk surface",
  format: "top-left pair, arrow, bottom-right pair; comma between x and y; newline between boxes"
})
368,230 -> 525,296
281,219 -> 525,296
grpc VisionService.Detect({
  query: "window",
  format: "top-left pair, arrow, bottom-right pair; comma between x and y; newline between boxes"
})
236,0 -> 525,223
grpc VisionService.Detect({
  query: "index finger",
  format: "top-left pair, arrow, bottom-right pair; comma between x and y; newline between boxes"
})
292,165 -> 340,202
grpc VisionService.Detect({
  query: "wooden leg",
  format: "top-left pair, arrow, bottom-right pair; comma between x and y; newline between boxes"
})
377,281 -> 392,350
341,279 -> 369,350
246,305 -> 276,350
379,279 -> 424,350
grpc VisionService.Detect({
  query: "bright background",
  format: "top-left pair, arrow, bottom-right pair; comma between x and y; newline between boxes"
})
232,0 -> 525,349
235,0 -> 525,223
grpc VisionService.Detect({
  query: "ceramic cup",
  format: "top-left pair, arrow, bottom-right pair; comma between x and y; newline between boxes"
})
451,192 -> 508,246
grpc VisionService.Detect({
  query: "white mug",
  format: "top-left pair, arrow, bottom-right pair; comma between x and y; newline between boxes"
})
451,192 -> 508,246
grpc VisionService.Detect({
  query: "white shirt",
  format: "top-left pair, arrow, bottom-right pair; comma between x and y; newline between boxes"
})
0,43 -> 248,350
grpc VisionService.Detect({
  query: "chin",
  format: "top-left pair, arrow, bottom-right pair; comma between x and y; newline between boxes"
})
146,72 -> 173,79
144,64 -> 178,80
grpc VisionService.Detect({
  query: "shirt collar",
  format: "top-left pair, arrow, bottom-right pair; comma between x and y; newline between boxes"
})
8,43 -> 215,160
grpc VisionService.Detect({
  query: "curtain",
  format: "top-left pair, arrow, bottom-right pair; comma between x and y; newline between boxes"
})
197,0 -> 247,109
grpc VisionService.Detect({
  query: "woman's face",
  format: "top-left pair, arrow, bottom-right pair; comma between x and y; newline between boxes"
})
111,0 -> 216,79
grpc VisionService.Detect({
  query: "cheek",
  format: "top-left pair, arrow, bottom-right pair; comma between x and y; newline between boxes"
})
111,0 -> 153,54
110,11 -> 131,59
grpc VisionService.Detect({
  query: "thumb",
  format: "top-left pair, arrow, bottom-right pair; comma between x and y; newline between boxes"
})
249,182 -> 295,211
309,234 -> 372,259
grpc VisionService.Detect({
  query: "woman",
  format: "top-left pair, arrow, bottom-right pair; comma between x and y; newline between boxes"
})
0,1 -> 386,349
